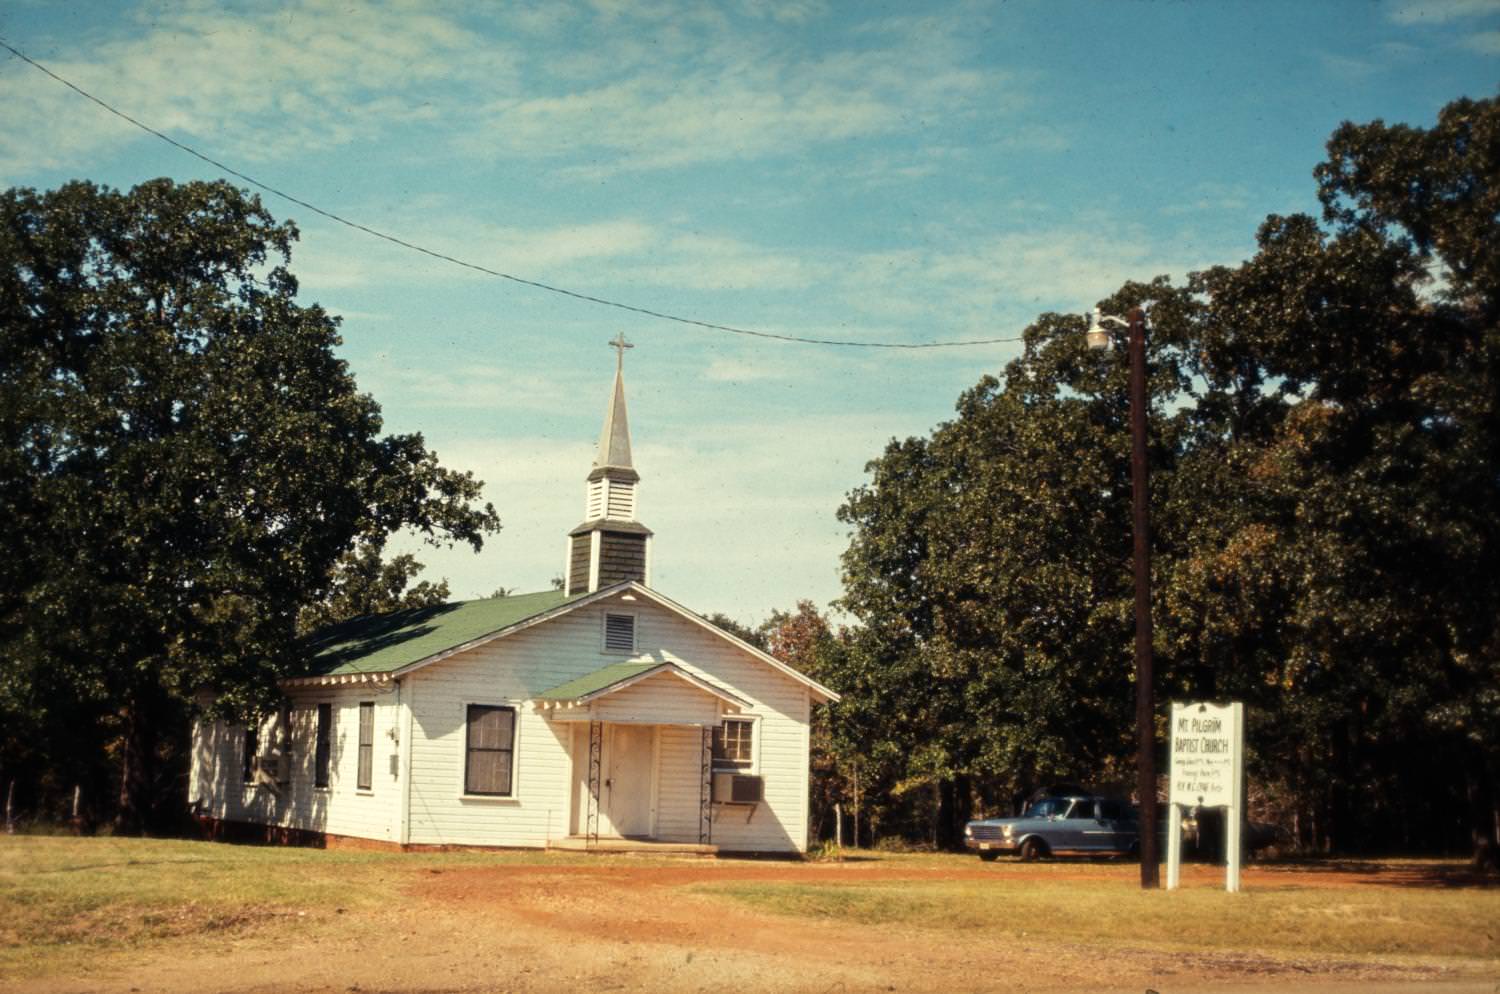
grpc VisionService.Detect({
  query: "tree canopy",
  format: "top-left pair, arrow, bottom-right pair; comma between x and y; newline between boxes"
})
0,178 -> 500,829
832,95 -> 1500,855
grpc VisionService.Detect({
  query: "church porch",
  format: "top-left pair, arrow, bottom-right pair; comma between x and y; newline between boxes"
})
538,660 -> 751,848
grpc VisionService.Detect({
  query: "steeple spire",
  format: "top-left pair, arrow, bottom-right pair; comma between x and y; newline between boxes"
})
595,334 -> 634,473
564,338 -> 653,596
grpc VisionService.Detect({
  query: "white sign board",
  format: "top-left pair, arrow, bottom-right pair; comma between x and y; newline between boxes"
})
1167,701 -> 1245,893
1169,702 -> 1240,808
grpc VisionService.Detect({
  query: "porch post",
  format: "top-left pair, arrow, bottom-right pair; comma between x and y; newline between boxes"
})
700,725 -> 713,845
587,720 -> 603,846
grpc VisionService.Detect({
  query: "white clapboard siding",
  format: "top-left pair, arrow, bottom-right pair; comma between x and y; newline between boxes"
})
405,590 -> 812,852
403,615 -> 581,847
631,604 -> 812,853
189,688 -> 401,843
655,725 -> 706,843
191,588 -> 817,853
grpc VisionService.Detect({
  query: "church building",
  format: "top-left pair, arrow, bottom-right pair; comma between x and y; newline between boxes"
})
189,344 -> 837,854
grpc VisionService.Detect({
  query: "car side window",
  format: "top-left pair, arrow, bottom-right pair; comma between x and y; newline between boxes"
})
1099,800 -> 1123,820
1064,801 -> 1092,820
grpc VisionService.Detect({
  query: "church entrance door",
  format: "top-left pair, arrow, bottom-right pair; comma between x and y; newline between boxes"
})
603,724 -> 656,838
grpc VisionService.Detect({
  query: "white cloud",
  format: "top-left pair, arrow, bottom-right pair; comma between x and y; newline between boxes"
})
385,410 -> 899,618
702,356 -> 798,382
830,220 -> 1219,337
0,0 -> 513,175
1461,29 -> 1500,52
288,214 -> 660,293
1386,0 -> 1500,22
1161,182 -> 1253,216
1319,52 -> 1382,81
464,18 -> 1016,177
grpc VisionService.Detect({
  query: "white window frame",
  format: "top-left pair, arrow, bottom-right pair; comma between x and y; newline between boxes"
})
312,700 -> 334,792
240,719 -> 259,789
712,715 -> 760,774
600,610 -> 638,655
458,701 -> 521,802
275,704 -> 293,787
355,701 -> 376,795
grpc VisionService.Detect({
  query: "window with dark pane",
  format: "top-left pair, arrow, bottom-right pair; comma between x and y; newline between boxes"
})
356,702 -> 374,791
711,718 -> 753,770
242,723 -> 258,783
465,704 -> 516,796
314,703 -> 332,788
603,612 -> 636,653
277,705 -> 293,785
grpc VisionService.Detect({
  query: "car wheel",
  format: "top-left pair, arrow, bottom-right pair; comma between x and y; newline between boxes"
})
1019,838 -> 1046,862
978,851 -> 1001,862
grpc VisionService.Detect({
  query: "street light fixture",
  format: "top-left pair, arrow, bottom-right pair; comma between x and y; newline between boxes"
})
1086,305 -> 1160,890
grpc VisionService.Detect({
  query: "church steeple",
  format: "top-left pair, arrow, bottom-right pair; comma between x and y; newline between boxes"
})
564,336 -> 653,596
594,335 -> 635,476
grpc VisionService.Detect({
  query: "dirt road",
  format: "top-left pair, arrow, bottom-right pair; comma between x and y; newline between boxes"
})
17,856 -> 1498,994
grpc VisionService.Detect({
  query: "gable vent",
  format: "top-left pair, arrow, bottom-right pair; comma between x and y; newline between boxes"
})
603,613 -> 637,653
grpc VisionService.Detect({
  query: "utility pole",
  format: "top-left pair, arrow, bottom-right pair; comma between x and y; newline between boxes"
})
1086,305 -> 1159,889
1127,307 -> 1159,889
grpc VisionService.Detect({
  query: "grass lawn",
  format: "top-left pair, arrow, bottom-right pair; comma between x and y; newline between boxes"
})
697,862 -> 1500,962
2,835 -> 1496,983
0,835 -> 563,977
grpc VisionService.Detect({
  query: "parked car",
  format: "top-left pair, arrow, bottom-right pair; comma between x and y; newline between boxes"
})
964,795 -> 1139,861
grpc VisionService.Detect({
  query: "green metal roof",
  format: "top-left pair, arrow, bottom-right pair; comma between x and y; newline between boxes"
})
301,589 -> 581,677
537,661 -> 665,701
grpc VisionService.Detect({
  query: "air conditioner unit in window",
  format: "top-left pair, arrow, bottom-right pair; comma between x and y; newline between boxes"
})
711,772 -> 763,804
253,754 -> 286,783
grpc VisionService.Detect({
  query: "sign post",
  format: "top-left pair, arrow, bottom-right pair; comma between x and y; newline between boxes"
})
1166,701 -> 1244,892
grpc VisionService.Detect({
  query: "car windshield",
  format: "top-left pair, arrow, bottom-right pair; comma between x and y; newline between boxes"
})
1023,798 -> 1071,819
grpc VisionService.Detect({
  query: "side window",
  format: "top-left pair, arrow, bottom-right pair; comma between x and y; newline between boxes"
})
277,705 -> 292,786
356,702 -> 375,791
1028,798 -> 1068,819
314,703 -> 332,788
242,723 -> 258,783
711,718 -> 754,770
464,705 -> 517,797
1099,800 -> 1124,821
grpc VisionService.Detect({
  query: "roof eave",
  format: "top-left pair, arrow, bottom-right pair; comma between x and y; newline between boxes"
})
280,671 -> 396,690
283,580 -> 841,704
617,582 -> 842,703
538,661 -> 752,710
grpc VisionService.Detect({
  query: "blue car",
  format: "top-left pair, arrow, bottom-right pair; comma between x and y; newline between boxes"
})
964,795 -> 1139,861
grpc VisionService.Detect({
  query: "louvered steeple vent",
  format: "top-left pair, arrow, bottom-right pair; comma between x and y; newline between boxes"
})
564,335 -> 653,595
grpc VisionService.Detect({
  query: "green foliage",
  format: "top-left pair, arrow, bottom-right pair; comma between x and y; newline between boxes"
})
0,179 -> 500,829
704,612 -> 768,651
834,95 -> 1500,853
297,543 -> 450,635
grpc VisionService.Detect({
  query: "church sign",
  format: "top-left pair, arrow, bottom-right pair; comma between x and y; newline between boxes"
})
1169,703 -> 1238,808
1166,701 -> 1245,893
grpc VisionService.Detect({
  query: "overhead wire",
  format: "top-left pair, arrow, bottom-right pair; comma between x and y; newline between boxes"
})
1,37 -> 1028,351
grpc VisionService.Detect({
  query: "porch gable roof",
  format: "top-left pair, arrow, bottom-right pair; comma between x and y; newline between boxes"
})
537,660 -> 750,710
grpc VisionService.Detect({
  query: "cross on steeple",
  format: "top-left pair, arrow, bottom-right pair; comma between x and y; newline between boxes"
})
609,332 -> 633,371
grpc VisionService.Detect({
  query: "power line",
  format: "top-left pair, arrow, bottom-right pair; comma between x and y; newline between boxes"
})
1,36 -> 1027,351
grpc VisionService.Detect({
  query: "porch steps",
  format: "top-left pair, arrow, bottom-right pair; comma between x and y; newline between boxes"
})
548,836 -> 717,857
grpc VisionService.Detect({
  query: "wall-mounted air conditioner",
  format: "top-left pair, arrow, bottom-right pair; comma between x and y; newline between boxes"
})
711,772 -> 763,804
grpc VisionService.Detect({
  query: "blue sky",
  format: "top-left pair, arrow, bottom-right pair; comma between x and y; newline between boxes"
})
2,0 -> 1496,623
